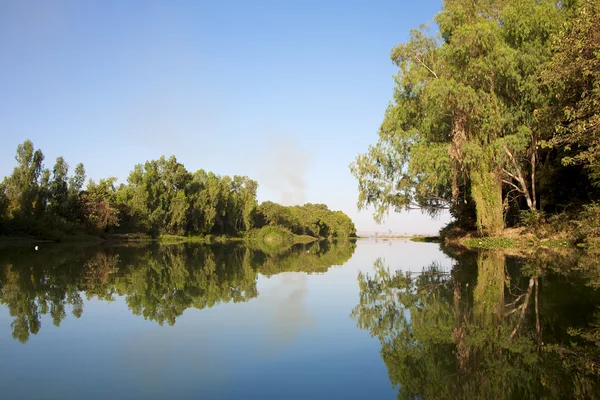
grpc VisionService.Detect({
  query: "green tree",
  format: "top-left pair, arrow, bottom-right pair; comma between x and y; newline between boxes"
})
0,182 -> 8,220
351,0 -> 567,235
49,156 -> 69,217
82,178 -> 120,234
67,163 -> 86,222
543,0 -> 600,186
4,140 -> 45,217
0,143 -> 355,239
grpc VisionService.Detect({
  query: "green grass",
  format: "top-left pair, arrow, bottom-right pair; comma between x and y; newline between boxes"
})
463,237 -> 517,249
458,235 -> 595,250
410,236 -> 441,243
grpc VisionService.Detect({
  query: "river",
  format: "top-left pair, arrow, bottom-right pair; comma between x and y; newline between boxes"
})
0,239 -> 598,399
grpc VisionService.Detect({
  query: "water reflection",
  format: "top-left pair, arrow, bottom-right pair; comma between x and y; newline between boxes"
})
352,247 -> 600,399
0,240 -> 355,343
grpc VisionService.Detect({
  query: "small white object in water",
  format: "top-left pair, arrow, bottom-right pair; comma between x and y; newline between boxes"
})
35,246 -> 38,251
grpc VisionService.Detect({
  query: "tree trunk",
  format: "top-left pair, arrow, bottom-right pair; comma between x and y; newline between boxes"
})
471,168 -> 504,236
449,115 -> 467,205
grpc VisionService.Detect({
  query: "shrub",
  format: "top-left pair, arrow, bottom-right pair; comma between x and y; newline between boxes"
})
519,210 -> 547,231
245,225 -> 294,246
573,202 -> 600,243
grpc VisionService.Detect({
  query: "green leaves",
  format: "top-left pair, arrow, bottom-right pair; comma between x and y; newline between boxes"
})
542,0 -> 600,186
351,0 -> 588,233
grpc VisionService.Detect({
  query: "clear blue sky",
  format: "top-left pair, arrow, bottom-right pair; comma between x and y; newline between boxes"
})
0,0 -> 450,234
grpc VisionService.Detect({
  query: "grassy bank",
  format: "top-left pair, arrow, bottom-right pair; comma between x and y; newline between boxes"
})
439,204 -> 600,251
244,226 -> 318,246
441,228 -> 599,251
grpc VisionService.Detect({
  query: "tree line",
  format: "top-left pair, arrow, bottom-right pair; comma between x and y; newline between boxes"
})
351,0 -> 600,235
0,140 -> 356,240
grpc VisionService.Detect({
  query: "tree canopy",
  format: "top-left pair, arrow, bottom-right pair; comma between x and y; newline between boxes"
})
351,0 -> 600,235
0,141 -> 356,240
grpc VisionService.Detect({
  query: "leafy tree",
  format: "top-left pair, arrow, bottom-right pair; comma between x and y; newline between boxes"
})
3,140 -> 45,217
351,0 -> 572,235
542,0 -> 600,186
49,157 -> 69,217
82,178 -> 119,234
0,142 -> 356,239
0,182 -> 8,220
67,162 -> 86,222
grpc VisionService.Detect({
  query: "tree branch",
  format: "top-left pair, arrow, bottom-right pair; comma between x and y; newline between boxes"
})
503,146 -> 534,209
414,55 -> 439,79
502,179 -> 525,193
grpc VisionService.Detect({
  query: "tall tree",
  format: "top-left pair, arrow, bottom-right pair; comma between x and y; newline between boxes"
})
49,157 -> 69,217
4,140 -> 45,217
67,163 -> 86,222
543,0 -> 600,186
82,178 -> 119,234
351,0 -> 567,235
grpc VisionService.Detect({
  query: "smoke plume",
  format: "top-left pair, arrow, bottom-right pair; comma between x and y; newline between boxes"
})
257,135 -> 312,206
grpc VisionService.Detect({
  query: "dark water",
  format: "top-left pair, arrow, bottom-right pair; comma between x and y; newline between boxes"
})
0,239 -> 599,399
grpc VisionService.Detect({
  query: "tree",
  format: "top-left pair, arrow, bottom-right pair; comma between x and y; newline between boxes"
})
49,156 -> 69,217
4,140 -> 45,217
0,182 -> 8,220
82,178 -> 119,234
0,144 -> 356,239
67,163 -> 86,222
351,0 -> 567,235
543,0 -> 600,186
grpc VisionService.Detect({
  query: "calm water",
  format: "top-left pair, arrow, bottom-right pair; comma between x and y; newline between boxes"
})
0,239 -> 599,399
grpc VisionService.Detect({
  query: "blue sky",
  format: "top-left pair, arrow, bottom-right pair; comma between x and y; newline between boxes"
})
0,0 -> 450,234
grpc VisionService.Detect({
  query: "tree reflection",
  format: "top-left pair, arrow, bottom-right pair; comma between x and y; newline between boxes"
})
0,240 -> 356,342
352,249 -> 600,399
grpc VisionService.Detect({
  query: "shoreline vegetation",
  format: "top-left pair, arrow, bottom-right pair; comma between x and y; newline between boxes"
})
0,141 -> 357,245
350,0 -> 600,254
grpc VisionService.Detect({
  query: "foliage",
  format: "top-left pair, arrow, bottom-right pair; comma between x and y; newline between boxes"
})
255,202 -> 356,239
519,209 -> 547,231
573,202 -> 600,243
245,225 -> 296,247
0,141 -> 356,241
463,237 -> 517,249
542,0 -> 600,186
351,0 -> 600,236
82,178 -> 120,234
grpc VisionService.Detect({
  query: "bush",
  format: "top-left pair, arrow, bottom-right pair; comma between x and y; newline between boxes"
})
439,220 -> 468,240
519,210 -> 547,230
573,202 -> 600,243
245,225 -> 295,246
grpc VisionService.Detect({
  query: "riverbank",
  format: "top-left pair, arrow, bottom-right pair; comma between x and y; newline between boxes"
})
0,226 -> 325,247
0,234 -> 103,246
441,227 -> 600,251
